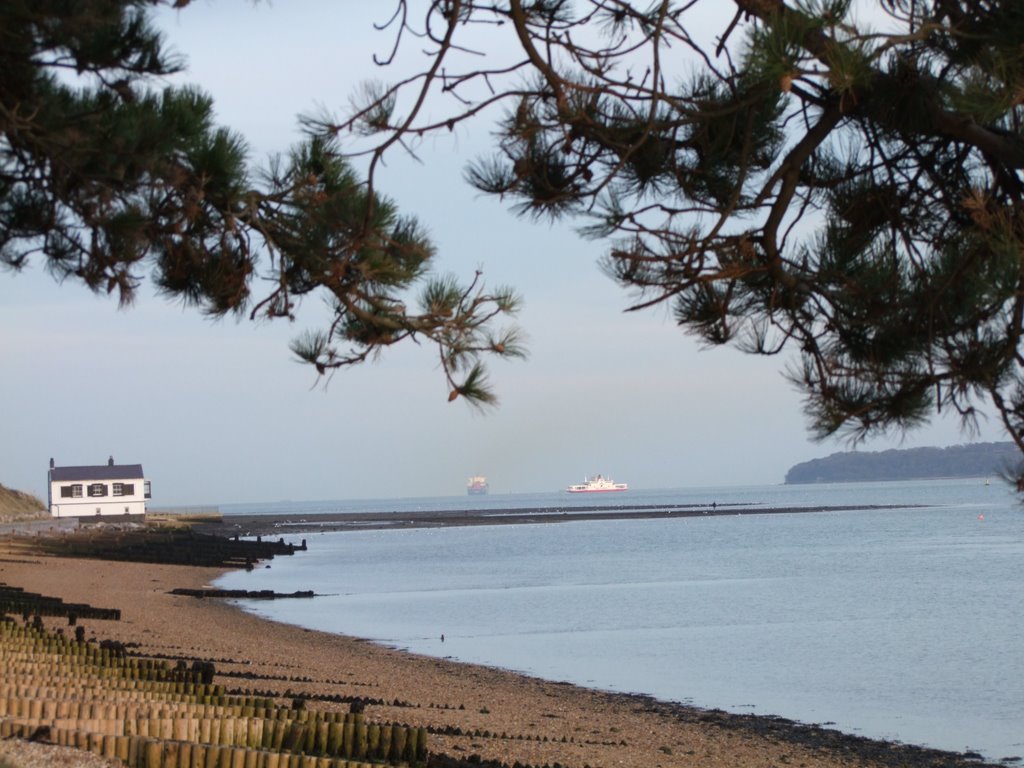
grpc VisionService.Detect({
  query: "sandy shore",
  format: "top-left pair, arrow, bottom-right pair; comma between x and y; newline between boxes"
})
0,538 -> 998,768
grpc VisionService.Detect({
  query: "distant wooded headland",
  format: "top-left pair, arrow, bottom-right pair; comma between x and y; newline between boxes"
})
784,442 -> 1021,484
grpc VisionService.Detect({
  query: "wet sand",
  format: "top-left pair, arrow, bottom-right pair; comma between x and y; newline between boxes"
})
0,534 -> 998,768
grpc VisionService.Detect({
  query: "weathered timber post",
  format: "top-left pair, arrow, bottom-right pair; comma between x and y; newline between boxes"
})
366,723 -> 380,757
354,721 -> 368,758
391,724 -> 407,761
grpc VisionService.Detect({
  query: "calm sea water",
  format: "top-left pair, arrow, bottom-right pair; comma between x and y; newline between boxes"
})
216,479 -> 1024,761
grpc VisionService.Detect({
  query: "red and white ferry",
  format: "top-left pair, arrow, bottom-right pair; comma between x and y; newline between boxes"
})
565,474 -> 629,493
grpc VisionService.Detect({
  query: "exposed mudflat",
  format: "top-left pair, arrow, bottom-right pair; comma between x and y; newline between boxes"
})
196,502 -> 924,537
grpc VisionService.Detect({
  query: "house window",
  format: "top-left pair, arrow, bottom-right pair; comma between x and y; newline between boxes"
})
60,484 -> 83,498
87,483 -> 108,497
144,481 -> 152,499
112,483 -> 134,496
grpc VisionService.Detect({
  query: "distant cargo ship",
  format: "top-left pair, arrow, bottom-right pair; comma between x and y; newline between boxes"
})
467,475 -> 489,495
566,474 -> 628,493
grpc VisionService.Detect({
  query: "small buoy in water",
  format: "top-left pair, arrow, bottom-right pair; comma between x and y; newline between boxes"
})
978,514 -> 985,521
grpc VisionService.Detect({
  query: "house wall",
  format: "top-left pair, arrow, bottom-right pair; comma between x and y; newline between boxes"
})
49,477 -> 149,518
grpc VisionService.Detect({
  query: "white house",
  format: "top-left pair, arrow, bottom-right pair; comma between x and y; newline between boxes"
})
48,456 -> 151,518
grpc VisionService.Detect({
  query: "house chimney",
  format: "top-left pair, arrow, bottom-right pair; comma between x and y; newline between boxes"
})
49,457 -> 55,469
108,455 -> 114,466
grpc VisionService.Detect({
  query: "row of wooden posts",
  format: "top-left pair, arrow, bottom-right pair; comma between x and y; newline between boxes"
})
0,584 -> 123,620
0,620 -> 427,766
1,720 -> 387,768
19,527 -> 306,568
3,705 -> 428,759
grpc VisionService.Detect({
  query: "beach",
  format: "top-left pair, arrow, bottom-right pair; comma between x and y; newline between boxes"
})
0,530 -> 1002,768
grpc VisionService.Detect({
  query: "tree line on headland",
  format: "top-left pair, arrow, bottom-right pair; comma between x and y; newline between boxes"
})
785,443 -> 1021,485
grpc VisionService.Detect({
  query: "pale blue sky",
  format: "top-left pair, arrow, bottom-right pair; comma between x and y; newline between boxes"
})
0,2 -> 1004,505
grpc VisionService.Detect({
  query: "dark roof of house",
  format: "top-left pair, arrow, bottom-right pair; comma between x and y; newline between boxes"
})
50,464 -> 144,482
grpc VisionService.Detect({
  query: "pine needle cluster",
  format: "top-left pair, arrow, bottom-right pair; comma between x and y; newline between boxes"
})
0,1 -> 524,405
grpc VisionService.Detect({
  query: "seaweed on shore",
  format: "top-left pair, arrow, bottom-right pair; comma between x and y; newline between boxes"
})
168,587 -> 316,599
619,695 -> 1000,768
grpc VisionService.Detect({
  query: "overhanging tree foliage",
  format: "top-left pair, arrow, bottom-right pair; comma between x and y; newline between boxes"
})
7,1 -> 1024,472
0,1 -> 524,405
324,0 -> 1024,472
